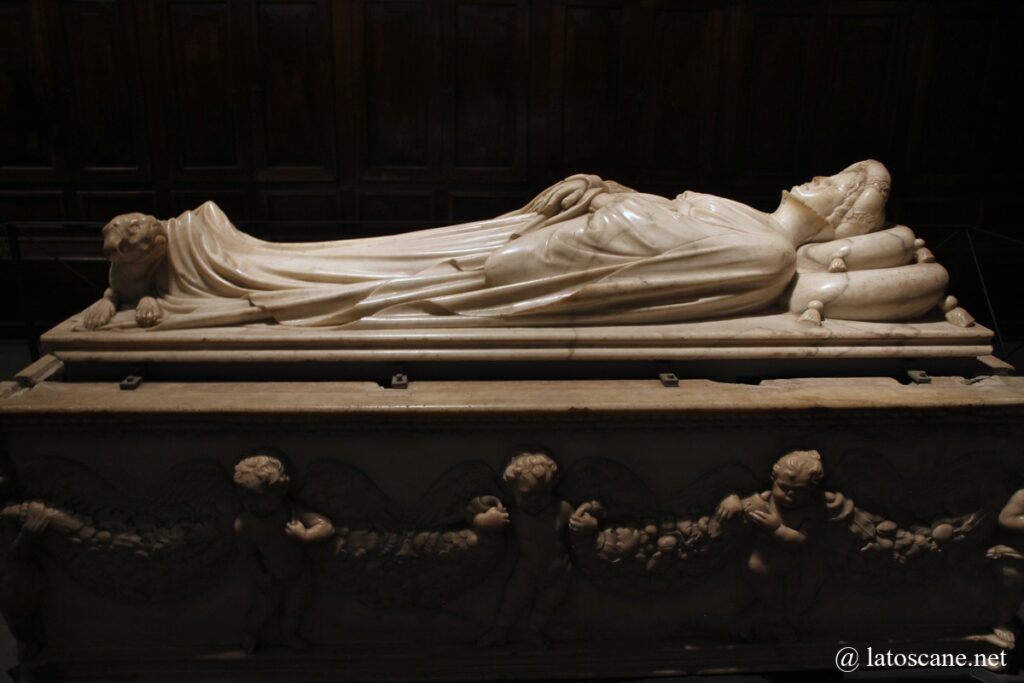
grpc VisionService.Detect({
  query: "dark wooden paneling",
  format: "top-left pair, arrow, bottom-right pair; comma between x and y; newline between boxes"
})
2,0 -> 1014,220
12,258 -> 108,327
632,3 -> 717,183
982,198 -> 1014,238
449,1 -> 528,179
896,198 -> 979,229
357,0 -> 438,176
53,0 -> 150,179
357,191 -> 434,221
816,9 -> 906,172
982,2 -> 1020,192
551,2 -> 624,172
449,191 -> 528,222
0,191 -> 66,221
76,191 -> 157,221
905,8 -> 994,191
0,0 -> 60,179
731,9 -> 818,183
252,0 -> 336,180
170,190 -> 251,220
164,1 -> 247,180
261,190 -> 342,220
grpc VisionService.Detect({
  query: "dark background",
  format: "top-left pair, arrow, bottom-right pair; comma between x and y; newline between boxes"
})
1,0 -> 1022,360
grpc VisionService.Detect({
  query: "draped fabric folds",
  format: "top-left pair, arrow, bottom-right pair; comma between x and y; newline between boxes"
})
109,195 -> 797,330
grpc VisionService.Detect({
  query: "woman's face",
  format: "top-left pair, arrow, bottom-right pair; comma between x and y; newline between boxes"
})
791,171 -> 862,221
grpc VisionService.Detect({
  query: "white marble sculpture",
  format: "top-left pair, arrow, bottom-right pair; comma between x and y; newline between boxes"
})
79,160 -> 971,331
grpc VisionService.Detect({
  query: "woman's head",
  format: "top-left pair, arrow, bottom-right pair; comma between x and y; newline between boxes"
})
790,160 -> 891,241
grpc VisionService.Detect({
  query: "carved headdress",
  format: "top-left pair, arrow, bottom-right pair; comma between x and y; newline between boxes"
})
832,159 -> 891,238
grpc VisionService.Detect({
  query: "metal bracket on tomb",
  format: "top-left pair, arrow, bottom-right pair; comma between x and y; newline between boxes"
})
658,372 -> 679,387
906,370 -> 932,385
120,374 -> 144,391
15,354 -> 65,388
389,372 -> 409,389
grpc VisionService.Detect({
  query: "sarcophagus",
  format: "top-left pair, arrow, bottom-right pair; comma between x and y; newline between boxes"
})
2,163 -> 1020,680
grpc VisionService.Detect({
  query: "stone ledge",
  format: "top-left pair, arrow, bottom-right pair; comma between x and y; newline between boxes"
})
42,314 -> 993,363
2,376 -> 1022,416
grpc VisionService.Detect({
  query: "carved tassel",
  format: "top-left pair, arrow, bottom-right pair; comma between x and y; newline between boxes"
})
914,238 -> 935,263
798,300 -> 824,326
941,295 -> 975,328
827,245 -> 850,273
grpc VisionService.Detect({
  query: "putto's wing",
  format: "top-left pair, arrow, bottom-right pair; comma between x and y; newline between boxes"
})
309,462 -> 506,610
15,457 -> 123,514
906,450 -> 1005,520
832,448 -> 1004,522
298,459 -> 399,524
150,459 -> 236,521
830,449 -> 908,518
15,456 -> 234,522
9,457 -> 236,603
559,457 -> 658,518
409,461 -> 502,527
663,462 -> 763,516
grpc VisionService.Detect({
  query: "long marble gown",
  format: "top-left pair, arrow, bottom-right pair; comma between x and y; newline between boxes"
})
116,192 -> 798,330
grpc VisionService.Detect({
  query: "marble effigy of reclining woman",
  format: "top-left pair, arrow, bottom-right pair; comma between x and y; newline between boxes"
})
79,160 -> 972,332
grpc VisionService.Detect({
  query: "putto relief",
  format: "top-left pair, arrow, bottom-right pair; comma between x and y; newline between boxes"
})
477,451 -> 574,649
232,451 -> 335,652
979,489 -> 1024,650
0,457 -> 238,661
0,446 -> 1006,660
566,450 -> 988,640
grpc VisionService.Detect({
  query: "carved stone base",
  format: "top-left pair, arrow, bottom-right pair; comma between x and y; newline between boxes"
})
1,373 -> 1021,680
42,313 -> 994,364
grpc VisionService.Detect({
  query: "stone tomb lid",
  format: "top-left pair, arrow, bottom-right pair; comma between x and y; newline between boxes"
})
41,311 -> 994,373
52,161 -> 1000,378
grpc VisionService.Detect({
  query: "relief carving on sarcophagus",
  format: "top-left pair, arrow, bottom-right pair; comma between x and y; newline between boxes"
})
565,449 -> 995,642
2,443 -> 1012,658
